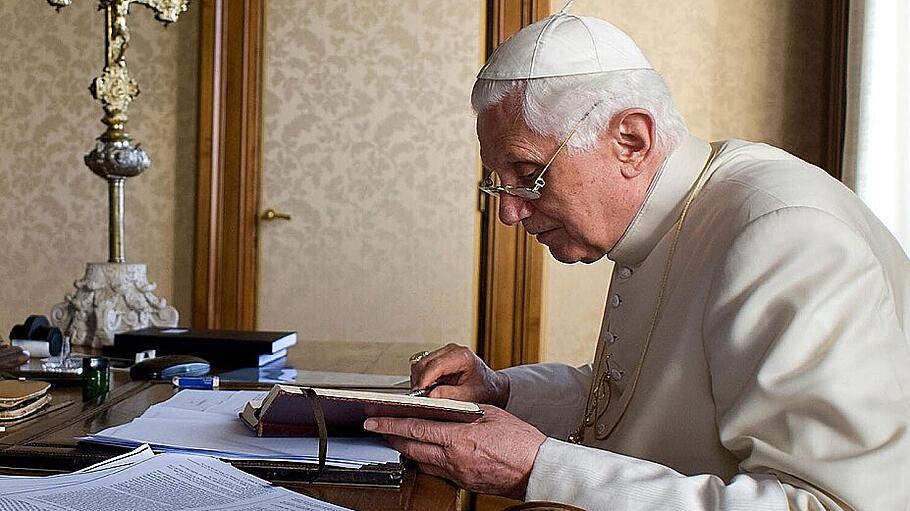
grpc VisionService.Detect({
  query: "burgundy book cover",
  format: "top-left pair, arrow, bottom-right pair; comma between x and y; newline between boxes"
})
243,387 -> 483,437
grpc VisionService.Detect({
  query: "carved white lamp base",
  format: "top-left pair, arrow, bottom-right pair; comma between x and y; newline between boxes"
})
51,262 -> 179,348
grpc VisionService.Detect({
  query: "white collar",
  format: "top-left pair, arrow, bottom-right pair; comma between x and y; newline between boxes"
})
608,134 -> 713,265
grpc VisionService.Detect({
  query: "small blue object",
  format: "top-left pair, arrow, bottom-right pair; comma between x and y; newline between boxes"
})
130,355 -> 210,380
172,376 -> 220,390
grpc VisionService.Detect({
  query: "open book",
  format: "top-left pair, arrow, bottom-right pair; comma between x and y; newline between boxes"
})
240,384 -> 483,437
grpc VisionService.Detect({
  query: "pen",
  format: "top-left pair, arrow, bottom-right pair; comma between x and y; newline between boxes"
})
172,376 -> 219,390
406,382 -> 441,397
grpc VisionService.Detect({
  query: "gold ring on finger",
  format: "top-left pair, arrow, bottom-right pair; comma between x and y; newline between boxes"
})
409,350 -> 430,365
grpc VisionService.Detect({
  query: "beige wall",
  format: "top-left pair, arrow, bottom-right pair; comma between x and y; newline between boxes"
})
257,1 -> 483,346
0,3 -> 197,336
543,0 -> 831,365
0,1 -> 832,364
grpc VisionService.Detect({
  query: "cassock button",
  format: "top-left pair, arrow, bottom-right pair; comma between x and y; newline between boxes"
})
617,266 -> 633,279
608,369 -> 623,381
604,332 -> 616,344
596,423 -> 607,436
610,294 -> 622,308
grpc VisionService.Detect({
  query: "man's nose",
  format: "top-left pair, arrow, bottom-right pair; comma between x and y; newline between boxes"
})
498,194 -> 533,226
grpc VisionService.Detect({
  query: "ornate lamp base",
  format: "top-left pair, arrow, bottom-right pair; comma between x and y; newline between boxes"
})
51,262 -> 179,347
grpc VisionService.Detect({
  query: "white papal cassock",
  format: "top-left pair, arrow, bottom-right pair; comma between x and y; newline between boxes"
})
503,135 -> 910,510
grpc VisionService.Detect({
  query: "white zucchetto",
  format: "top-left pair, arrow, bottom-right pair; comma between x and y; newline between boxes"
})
477,12 -> 653,81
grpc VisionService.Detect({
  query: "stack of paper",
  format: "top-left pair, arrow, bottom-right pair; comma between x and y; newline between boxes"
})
0,445 -> 353,510
81,390 -> 400,469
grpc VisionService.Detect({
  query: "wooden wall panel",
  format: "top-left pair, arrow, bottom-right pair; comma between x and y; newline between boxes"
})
193,0 -> 262,329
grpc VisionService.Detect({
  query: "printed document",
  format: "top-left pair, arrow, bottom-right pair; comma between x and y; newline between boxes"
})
0,445 -> 352,511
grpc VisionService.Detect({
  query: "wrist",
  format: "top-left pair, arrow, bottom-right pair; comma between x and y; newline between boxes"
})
492,370 -> 511,409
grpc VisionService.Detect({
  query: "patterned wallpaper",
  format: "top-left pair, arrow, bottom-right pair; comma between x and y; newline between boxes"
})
0,2 -> 198,337
257,1 -> 482,345
544,0 -> 830,365
0,0 -> 829,363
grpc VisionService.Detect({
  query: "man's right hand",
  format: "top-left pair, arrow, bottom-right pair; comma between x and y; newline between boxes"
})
410,343 -> 510,408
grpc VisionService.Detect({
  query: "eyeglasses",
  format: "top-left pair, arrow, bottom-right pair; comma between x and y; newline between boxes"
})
479,102 -> 599,201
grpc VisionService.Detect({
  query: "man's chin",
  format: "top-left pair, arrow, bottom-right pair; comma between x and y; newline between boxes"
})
544,243 -> 605,265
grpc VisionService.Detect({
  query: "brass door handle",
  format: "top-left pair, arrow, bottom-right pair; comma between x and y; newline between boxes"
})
261,208 -> 292,221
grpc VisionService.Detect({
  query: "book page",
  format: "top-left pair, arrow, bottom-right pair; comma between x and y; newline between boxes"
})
0,449 -> 352,511
279,385 -> 481,412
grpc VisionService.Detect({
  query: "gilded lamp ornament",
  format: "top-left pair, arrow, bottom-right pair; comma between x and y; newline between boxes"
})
48,0 -> 188,347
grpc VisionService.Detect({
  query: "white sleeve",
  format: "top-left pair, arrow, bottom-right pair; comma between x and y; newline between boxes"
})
702,207 -> 910,510
524,207 -> 910,511
499,362 -> 592,439
527,438 -> 789,511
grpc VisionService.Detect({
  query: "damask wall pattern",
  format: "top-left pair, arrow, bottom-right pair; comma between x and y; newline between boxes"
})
544,0 -> 830,365
257,1 -> 482,344
0,2 -> 198,336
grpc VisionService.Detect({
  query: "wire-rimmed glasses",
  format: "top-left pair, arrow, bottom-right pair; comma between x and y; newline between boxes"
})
479,102 -> 599,201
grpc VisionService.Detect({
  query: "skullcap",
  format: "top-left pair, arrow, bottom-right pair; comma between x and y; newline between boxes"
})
477,12 -> 653,80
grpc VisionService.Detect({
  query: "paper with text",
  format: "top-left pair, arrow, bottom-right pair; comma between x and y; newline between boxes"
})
0,447 -> 352,511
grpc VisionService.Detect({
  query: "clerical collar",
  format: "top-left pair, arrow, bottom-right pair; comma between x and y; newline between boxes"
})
608,134 -> 713,266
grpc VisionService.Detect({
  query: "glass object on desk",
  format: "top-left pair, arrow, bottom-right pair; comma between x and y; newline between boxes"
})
82,356 -> 111,401
41,335 -> 81,372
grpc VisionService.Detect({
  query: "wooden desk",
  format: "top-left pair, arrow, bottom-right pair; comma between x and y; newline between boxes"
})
0,343 -> 460,511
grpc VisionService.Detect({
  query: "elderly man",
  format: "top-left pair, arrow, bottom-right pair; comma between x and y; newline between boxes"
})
363,12 -> 910,510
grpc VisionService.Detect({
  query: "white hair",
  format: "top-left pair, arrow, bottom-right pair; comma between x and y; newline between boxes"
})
471,70 -> 688,154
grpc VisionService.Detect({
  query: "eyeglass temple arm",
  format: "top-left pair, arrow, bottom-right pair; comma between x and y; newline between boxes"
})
532,103 -> 600,192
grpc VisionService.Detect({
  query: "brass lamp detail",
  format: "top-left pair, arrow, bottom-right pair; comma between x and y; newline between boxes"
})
48,0 -> 189,347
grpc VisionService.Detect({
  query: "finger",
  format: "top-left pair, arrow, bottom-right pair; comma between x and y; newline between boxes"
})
364,417 -> 453,446
410,343 -> 460,387
383,436 -> 448,468
412,345 -> 474,389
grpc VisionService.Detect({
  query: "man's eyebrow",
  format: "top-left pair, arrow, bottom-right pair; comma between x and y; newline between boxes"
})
504,148 -> 543,164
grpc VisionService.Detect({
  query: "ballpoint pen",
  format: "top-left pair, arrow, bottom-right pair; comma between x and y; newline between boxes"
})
406,381 -> 441,397
172,376 -> 220,390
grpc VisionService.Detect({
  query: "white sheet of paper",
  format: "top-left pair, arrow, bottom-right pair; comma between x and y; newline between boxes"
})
0,447 -> 352,511
0,445 -> 156,489
82,390 -> 400,467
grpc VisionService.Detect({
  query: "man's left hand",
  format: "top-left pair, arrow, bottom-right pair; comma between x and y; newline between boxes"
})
363,405 -> 546,499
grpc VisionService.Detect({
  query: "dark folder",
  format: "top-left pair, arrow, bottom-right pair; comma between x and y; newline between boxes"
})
106,327 -> 296,367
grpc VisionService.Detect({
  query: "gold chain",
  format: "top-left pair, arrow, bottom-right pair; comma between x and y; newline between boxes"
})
569,146 -> 718,444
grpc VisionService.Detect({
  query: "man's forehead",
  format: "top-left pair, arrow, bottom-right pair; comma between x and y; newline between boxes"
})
477,111 -> 545,165
477,100 -> 525,135
477,102 -> 543,153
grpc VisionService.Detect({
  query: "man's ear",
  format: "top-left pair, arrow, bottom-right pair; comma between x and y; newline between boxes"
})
609,109 -> 655,178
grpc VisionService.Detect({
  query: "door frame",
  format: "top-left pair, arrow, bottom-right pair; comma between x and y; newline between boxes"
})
476,0 -> 550,369
193,0 -> 262,329
192,0 -> 548,369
